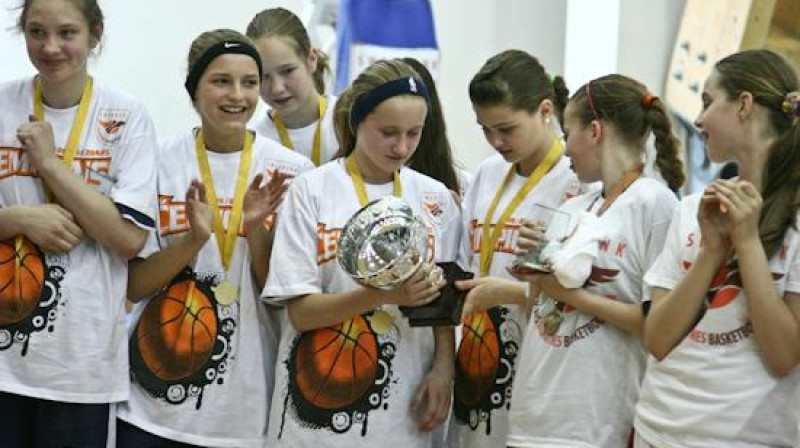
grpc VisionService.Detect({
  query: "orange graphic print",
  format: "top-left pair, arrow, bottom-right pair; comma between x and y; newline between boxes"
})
137,280 -> 217,380
130,269 -> 235,408
281,312 -> 395,437
0,236 -> 65,355
456,311 -> 500,406
296,317 -> 378,409
0,236 -> 44,325
707,263 -> 741,309
454,307 -> 518,435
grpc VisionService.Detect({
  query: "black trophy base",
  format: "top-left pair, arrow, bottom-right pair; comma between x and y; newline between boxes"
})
399,262 -> 474,327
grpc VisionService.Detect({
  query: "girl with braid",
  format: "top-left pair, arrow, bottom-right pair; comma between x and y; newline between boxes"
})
635,49 -> 800,448
505,74 -> 684,448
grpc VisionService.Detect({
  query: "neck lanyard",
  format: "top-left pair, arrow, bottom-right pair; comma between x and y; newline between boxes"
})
346,154 -> 402,207
479,139 -> 563,276
274,96 -> 327,166
591,164 -> 644,217
194,129 -> 254,280
33,75 -> 93,201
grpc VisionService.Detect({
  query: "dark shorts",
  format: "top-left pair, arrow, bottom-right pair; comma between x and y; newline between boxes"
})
116,419 -> 204,448
0,391 -> 111,448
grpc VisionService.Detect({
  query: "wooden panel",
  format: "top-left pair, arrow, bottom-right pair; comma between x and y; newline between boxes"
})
665,0 -> 775,123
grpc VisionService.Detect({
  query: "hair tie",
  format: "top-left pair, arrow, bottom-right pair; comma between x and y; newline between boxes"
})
586,81 -> 600,121
350,77 -> 430,130
184,40 -> 264,100
781,91 -> 800,119
643,94 -> 659,109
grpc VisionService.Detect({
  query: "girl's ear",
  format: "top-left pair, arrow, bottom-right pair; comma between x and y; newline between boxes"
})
590,119 -> 603,144
738,91 -> 754,121
307,48 -> 319,74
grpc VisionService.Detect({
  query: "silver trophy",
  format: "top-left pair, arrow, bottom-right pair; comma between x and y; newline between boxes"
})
511,204 -> 572,275
338,196 -> 428,289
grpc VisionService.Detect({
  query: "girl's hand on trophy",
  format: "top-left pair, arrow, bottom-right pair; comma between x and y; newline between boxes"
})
382,262 -> 446,307
513,220 -> 548,256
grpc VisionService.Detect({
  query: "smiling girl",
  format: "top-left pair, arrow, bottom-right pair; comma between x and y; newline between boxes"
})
116,29 -> 313,448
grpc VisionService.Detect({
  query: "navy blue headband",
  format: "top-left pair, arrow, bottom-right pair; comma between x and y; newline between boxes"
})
184,40 -> 264,100
350,77 -> 430,129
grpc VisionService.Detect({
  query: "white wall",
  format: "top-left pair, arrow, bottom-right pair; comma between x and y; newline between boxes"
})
0,0 -> 683,172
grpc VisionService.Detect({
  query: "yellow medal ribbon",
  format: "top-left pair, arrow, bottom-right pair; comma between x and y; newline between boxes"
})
274,96 -> 327,166
479,139 -> 563,276
346,154 -> 402,207
33,75 -> 94,201
194,130 -> 254,305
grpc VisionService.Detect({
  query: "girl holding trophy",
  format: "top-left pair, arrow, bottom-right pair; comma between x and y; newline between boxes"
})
261,59 -> 461,448
448,49 -> 580,448
499,74 -> 684,448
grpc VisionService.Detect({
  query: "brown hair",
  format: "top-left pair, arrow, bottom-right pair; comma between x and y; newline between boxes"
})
187,29 -> 258,81
569,74 -> 685,192
246,7 -> 330,94
715,49 -> 800,257
401,58 -> 460,192
17,0 -> 104,42
469,49 -> 569,124
333,59 -> 423,157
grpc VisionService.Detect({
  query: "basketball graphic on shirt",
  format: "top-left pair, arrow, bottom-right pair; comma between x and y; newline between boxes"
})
0,236 -> 64,354
453,307 -> 519,433
296,316 -> 378,409
0,236 -> 44,325
456,311 -> 499,406
137,279 -> 217,380
283,311 -> 395,436
704,261 -> 783,309
130,269 -> 236,408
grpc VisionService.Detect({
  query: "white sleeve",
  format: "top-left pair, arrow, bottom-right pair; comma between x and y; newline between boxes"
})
262,175 -> 321,303
643,200 -> 686,301
457,177 -> 479,271
640,193 -> 679,298
110,103 -> 158,231
436,190 -> 462,264
783,231 -> 800,295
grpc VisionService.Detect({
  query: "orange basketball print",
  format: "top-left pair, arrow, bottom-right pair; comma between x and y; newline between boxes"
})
456,310 -> 500,407
0,236 -> 45,326
137,280 -> 218,381
282,311 -> 394,437
295,316 -> 379,410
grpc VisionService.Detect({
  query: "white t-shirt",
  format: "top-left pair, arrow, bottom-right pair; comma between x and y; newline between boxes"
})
635,193 -> 800,448
116,131 -> 313,447
0,77 -> 157,403
507,177 -> 677,448
447,154 -> 580,448
253,95 -> 339,166
262,159 -> 461,448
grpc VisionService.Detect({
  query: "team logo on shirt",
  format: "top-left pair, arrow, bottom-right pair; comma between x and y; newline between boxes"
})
453,306 -> 522,435
682,258 -> 784,346
420,192 -> 446,226
129,268 -> 236,408
96,108 -> 130,144
0,236 -> 66,355
278,311 -> 397,437
534,265 -> 619,347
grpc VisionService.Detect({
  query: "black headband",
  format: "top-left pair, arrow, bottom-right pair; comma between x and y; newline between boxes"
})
350,77 -> 430,129
184,40 -> 263,100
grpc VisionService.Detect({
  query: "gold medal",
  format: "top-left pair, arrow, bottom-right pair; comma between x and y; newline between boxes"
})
541,310 -> 564,336
368,309 -> 395,335
213,280 -> 239,306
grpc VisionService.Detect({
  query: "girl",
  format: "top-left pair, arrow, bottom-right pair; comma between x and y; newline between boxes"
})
262,59 -> 460,448
636,49 -> 800,448
246,7 -> 338,167
446,49 -> 579,448
116,29 -> 313,447
0,0 -> 158,445
483,73 -> 684,448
